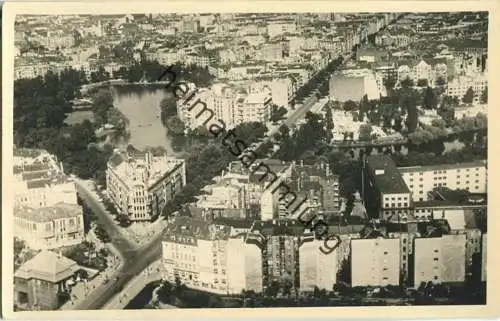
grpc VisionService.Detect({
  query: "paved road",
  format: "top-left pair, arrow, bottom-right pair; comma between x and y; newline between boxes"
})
73,181 -> 164,310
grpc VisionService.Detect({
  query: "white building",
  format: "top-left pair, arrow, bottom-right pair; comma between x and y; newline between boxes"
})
351,237 -> 401,287
271,77 -> 294,109
239,92 -> 272,124
162,219 -> 263,294
413,234 -> 467,286
106,150 -> 186,221
299,236 -> 339,292
13,149 -> 78,209
14,203 -> 85,250
398,160 -> 487,202
446,73 -> 488,104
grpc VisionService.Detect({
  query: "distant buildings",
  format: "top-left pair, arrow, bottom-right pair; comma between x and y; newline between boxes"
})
413,234 -> 466,286
446,73 -> 488,104
14,251 -> 83,310
14,203 -> 85,250
106,149 -> 186,221
329,69 -> 382,102
351,237 -> 401,287
177,82 -> 272,130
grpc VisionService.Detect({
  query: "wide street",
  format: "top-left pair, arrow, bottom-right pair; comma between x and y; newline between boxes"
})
73,180 -> 164,310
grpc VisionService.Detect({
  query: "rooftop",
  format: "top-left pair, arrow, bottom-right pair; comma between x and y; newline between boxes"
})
398,159 -> 487,173
15,202 -> 82,223
14,250 -> 81,283
366,155 -> 410,194
108,150 -> 184,190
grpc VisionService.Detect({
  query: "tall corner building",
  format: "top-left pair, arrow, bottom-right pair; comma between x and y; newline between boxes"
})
363,155 -> 411,221
106,150 -> 186,221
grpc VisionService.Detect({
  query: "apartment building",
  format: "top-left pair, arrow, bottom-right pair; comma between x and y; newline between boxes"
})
398,160 -> 487,202
106,150 -> 186,221
299,234 -> 339,292
396,59 -> 450,87
329,69 -> 381,102
161,218 -> 263,294
13,148 -> 78,209
239,92 -> 272,124
14,251 -> 82,310
364,155 -> 412,221
196,178 -> 248,219
271,77 -> 294,109
413,234 -> 467,287
14,203 -> 84,250
259,43 -> 283,61
351,237 -> 401,287
446,73 -> 488,104
285,161 -> 341,215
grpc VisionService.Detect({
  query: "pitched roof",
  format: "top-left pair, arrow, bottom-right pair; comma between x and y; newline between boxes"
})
14,250 -> 80,283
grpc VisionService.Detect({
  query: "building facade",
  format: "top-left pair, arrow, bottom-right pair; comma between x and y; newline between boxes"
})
299,234 -> 339,292
106,150 -> 186,221
413,234 -> 467,287
351,237 -> 401,287
14,251 -> 82,310
398,160 -> 487,202
14,203 -> 85,250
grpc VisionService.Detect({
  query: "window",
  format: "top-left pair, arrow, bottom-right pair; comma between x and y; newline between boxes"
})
384,251 -> 388,255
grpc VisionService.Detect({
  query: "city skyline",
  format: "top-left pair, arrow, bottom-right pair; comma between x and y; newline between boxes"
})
1,1 -> 498,320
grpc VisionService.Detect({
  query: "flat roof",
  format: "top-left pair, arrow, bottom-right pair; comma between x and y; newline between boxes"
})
398,160 -> 487,173
366,155 -> 410,194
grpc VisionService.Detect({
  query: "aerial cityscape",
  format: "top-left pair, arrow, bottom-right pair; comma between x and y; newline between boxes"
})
11,11 -> 488,311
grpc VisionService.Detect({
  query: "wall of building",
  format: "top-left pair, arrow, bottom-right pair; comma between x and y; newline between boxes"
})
351,238 -> 400,287
400,163 -> 487,202
299,238 -> 338,292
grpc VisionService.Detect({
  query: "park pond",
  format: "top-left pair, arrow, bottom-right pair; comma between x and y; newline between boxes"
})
111,85 -> 183,156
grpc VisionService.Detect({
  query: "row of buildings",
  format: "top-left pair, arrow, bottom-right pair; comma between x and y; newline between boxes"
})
161,216 -> 487,294
329,56 -> 487,104
192,160 -> 341,222
13,148 -> 85,250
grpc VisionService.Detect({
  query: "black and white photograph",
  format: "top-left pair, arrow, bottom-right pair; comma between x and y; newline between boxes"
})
1,1 -> 498,319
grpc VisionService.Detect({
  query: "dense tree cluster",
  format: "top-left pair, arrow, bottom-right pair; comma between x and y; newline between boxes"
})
63,240 -> 109,271
269,104 -> 288,123
391,144 -> 487,167
114,59 -> 215,87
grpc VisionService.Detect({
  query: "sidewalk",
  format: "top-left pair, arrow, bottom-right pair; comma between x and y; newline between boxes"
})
103,259 -> 163,310
60,240 -> 124,310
